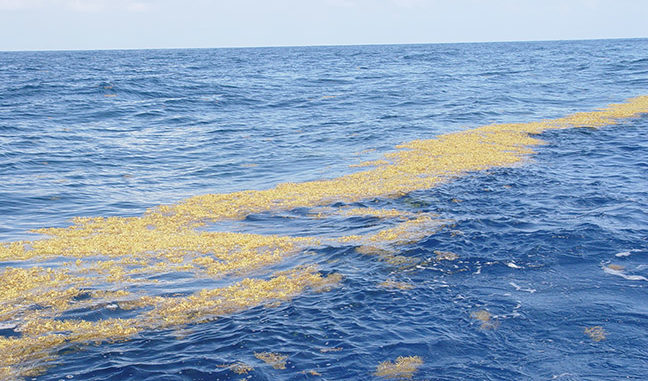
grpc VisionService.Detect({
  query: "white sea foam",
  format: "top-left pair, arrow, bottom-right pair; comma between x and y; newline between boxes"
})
603,266 -> 648,281
0,322 -> 17,330
509,282 -> 536,293
615,249 -> 641,257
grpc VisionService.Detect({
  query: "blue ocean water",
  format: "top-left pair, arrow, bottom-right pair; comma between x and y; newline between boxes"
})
1,39 -> 647,380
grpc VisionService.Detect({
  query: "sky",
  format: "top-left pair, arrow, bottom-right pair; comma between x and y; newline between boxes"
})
0,0 -> 646,51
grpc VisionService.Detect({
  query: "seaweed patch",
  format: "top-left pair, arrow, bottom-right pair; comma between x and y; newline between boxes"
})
374,356 -> 423,379
1,96 -> 647,378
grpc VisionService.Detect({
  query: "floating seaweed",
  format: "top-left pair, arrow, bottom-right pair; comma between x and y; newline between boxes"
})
1,96 -> 647,377
379,279 -> 415,290
374,355 -> 423,379
471,310 -> 500,330
434,250 -> 459,261
216,361 -> 254,375
254,352 -> 288,369
584,326 -> 606,342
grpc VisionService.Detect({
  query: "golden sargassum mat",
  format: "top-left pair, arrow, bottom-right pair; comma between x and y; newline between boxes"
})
1,96 -> 647,379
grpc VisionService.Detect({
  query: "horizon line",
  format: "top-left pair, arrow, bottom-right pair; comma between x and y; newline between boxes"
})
1,36 -> 645,54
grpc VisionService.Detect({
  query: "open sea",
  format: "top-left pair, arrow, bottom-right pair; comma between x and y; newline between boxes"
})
1,39 -> 648,380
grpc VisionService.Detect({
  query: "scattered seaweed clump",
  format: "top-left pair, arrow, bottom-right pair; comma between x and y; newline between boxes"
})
341,212 -> 449,268
379,279 -> 414,290
584,326 -> 606,342
255,352 -> 288,369
434,250 -> 459,261
0,267 -> 338,379
374,355 -> 423,379
217,361 -> 254,375
471,310 -> 500,330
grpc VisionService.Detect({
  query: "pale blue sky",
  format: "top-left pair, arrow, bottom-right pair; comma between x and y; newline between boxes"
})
1,0 -> 646,51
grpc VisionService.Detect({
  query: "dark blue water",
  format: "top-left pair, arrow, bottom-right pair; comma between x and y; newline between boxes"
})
1,39 -> 647,380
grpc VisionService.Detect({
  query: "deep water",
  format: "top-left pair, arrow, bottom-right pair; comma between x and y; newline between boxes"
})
1,39 -> 648,380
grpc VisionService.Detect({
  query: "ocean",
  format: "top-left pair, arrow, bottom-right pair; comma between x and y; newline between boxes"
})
1,39 -> 647,380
